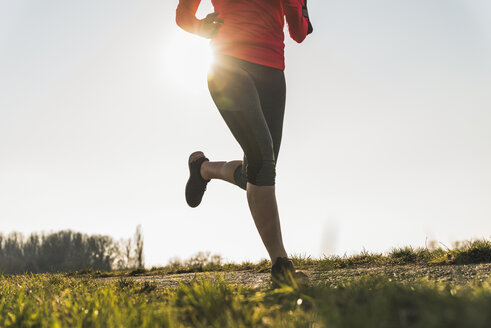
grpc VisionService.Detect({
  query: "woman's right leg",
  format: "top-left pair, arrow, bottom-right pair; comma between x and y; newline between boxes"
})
201,58 -> 286,192
200,159 -> 242,185
199,155 -> 247,189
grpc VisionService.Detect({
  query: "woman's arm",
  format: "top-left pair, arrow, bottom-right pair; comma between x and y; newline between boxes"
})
283,0 -> 313,43
176,0 -> 202,34
176,0 -> 224,39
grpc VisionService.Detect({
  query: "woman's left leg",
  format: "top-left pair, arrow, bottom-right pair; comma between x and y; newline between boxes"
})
244,63 -> 288,264
207,58 -> 288,263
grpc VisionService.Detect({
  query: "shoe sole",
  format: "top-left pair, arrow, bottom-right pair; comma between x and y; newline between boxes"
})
185,151 -> 208,208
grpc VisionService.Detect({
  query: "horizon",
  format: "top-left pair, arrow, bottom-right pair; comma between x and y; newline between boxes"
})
0,226 -> 486,267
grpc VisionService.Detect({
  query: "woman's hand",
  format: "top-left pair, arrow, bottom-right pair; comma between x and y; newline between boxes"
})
198,12 -> 224,39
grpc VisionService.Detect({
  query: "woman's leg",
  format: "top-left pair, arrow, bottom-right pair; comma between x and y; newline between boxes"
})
244,62 -> 288,263
247,183 -> 288,261
207,58 -> 287,263
203,61 -> 286,191
199,156 -> 247,190
200,159 -> 242,185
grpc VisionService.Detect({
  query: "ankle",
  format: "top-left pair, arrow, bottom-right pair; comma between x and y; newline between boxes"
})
200,161 -> 211,181
272,253 -> 289,265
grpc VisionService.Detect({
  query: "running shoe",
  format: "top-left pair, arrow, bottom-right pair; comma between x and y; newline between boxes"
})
271,257 -> 310,288
185,151 -> 210,208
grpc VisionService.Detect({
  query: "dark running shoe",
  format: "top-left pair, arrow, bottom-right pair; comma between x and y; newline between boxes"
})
271,257 -> 310,288
185,151 -> 210,208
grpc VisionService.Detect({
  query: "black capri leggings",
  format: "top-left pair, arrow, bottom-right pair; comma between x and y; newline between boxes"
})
207,55 -> 286,190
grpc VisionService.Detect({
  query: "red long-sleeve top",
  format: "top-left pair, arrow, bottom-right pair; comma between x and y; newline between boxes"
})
176,0 -> 309,70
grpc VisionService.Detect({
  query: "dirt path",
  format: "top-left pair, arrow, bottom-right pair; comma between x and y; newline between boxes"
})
98,263 -> 491,289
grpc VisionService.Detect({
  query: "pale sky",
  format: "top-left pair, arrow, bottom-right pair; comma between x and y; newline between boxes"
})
1,0 -> 490,267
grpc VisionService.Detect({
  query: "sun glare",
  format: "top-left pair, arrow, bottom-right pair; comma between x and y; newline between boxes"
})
163,31 -> 214,89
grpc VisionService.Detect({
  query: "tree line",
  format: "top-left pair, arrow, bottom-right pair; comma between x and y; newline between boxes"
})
0,225 -> 144,274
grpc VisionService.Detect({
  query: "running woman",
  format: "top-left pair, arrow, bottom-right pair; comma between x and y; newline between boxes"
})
176,0 -> 313,287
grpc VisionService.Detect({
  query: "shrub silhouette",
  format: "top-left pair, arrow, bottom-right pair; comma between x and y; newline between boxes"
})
0,226 -> 144,274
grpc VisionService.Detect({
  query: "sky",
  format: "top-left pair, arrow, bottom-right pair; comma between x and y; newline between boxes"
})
1,0 -> 490,267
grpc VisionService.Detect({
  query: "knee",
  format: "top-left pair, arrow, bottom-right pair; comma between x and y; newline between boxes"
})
246,159 -> 276,186
233,164 -> 247,190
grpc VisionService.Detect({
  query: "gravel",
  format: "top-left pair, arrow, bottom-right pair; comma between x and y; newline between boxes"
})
98,263 -> 491,289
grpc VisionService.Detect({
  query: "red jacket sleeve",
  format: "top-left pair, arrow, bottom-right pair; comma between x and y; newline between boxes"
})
283,0 -> 309,43
176,0 -> 202,35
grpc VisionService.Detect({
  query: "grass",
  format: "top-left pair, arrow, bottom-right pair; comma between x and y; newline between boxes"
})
0,273 -> 489,327
67,239 -> 491,278
1,239 -> 489,327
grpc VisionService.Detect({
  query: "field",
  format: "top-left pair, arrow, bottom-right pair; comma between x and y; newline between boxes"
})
1,240 -> 490,327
